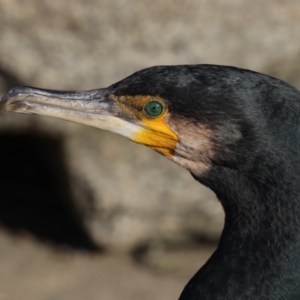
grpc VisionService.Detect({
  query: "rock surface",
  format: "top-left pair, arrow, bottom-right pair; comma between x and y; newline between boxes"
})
0,1 -> 300,300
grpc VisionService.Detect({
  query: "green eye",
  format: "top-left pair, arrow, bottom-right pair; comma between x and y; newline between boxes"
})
144,101 -> 164,117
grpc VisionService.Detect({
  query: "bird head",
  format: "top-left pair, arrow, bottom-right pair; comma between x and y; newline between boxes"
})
0,65 -> 296,177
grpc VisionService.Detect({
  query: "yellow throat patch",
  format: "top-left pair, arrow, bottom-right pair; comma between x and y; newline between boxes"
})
111,95 -> 179,157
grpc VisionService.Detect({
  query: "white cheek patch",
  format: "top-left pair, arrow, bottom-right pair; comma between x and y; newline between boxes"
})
172,145 -> 211,175
165,115 -> 214,175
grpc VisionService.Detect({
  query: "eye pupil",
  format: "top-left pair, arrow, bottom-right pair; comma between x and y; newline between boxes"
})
144,101 -> 163,117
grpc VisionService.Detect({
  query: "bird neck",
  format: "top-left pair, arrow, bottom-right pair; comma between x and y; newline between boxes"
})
181,164 -> 300,299
206,164 -> 300,243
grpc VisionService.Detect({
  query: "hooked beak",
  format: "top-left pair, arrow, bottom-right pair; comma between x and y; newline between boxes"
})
0,86 -> 140,138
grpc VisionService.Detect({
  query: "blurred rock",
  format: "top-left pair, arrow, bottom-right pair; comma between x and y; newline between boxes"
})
0,0 -> 300,251
267,50 -> 300,89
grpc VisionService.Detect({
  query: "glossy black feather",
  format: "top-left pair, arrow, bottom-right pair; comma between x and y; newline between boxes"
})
113,65 -> 300,299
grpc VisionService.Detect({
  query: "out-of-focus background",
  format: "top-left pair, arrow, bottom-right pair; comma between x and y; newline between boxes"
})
0,1 -> 300,299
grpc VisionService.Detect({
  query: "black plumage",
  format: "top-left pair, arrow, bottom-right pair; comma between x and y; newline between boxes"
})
2,65 -> 300,299
113,66 -> 300,298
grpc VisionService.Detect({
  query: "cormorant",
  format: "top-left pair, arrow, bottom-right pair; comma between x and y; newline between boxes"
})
1,65 -> 300,299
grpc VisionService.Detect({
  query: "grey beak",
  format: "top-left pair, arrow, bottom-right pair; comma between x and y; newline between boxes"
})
0,86 -> 141,137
